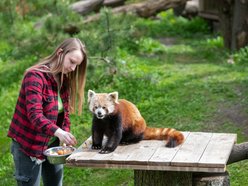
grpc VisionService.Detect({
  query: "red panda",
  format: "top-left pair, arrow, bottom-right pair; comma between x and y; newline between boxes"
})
88,90 -> 184,154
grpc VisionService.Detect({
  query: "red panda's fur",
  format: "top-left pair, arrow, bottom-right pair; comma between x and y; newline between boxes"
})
117,99 -> 184,146
88,90 -> 184,153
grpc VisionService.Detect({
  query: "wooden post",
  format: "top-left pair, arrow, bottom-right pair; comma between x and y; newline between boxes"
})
134,170 -> 192,186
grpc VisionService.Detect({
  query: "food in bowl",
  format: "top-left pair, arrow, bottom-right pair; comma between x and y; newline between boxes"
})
48,148 -> 73,156
43,146 -> 76,164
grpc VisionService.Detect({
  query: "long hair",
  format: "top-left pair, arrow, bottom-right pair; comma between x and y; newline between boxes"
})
26,38 -> 87,115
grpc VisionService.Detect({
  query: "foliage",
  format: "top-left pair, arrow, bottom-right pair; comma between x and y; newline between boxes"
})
0,3 -> 248,186
205,36 -> 224,49
0,0 -> 81,59
135,9 -> 210,38
233,46 -> 248,64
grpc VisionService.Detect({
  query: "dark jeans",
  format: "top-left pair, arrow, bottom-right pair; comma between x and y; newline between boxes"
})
11,140 -> 63,186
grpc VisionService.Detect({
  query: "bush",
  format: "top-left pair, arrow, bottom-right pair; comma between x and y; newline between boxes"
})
233,46 -> 248,64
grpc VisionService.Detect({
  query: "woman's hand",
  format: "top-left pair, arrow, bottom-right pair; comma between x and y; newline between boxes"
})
54,128 -> 77,146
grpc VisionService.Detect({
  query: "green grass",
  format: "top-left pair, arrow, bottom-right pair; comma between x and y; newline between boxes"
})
1,8 -> 248,186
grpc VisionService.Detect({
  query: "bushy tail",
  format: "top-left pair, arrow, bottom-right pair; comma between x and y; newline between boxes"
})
143,127 -> 184,147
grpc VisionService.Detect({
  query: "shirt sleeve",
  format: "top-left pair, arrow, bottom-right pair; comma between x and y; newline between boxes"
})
24,71 -> 59,136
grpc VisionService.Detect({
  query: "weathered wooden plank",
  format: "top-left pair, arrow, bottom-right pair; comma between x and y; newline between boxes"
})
124,140 -> 163,165
89,144 -> 134,163
68,137 -> 162,164
198,133 -> 237,168
66,161 -> 225,173
148,132 -> 190,166
100,143 -> 143,162
171,132 -> 212,167
66,137 -> 97,163
66,150 -> 96,164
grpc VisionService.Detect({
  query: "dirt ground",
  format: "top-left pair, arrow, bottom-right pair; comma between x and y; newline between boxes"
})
210,103 -> 248,138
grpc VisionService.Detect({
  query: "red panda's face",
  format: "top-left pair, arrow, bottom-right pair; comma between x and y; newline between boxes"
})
88,90 -> 119,119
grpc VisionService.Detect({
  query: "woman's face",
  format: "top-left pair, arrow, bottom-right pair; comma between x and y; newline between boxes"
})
62,49 -> 83,74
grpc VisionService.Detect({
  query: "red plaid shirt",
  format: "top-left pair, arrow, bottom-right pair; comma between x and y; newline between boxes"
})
8,68 -> 71,159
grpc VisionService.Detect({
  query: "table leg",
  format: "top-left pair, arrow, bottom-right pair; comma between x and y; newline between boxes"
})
134,170 -> 192,186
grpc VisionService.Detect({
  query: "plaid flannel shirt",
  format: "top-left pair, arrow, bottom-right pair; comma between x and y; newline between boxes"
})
8,68 -> 70,159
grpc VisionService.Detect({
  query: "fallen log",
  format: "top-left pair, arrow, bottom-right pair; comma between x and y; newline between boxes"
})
103,0 -> 126,7
70,0 -> 104,15
80,0 -> 188,23
227,142 -> 248,165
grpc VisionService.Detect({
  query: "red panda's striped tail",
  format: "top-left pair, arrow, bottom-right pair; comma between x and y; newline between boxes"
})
143,127 -> 184,147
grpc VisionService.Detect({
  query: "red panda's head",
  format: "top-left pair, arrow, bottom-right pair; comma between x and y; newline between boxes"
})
88,90 -> 119,119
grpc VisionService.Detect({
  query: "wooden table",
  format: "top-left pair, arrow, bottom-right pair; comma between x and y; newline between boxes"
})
66,132 -> 237,185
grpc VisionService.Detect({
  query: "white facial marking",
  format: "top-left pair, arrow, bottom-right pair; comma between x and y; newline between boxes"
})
94,107 -> 107,119
106,102 -> 115,114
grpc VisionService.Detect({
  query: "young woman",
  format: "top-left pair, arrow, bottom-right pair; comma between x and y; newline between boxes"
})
8,38 -> 87,186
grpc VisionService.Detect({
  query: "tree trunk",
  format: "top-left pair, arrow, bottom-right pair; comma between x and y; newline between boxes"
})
82,0 -> 188,23
231,0 -> 248,51
134,170 -> 192,186
218,0 -> 234,49
218,0 -> 248,51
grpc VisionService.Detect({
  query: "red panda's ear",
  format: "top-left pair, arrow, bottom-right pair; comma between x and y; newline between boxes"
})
108,92 -> 119,104
88,90 -> 95,104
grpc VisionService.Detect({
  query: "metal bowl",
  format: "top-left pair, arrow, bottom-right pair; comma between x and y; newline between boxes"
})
43,146 -> 76,164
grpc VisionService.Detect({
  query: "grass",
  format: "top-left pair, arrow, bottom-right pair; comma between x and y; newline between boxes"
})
0,9 -> 248,186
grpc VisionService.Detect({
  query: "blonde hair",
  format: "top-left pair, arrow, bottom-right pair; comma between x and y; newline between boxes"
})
27,38 -> 87,115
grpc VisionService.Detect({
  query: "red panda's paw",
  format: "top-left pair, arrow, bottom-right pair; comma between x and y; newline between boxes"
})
92,144 -> 102,150
99,147 -> 115,154
120,141 -> 130,145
